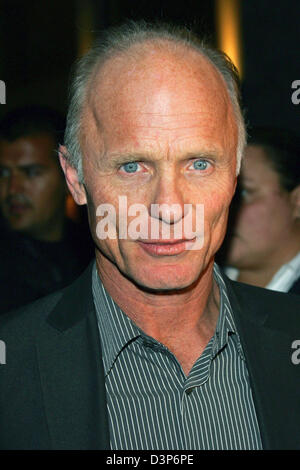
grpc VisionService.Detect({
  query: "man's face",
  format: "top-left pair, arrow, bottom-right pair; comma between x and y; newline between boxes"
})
73,47 -> 238,291
225,145 -> 296,269
0,134 -> 66,240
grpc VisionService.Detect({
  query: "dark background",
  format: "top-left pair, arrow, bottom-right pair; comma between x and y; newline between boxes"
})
0,0 -> 299,134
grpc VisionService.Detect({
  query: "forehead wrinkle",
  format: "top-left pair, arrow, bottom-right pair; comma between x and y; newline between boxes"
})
133,106 -> 229,127
82,42 -> 237,167
80,102 -> 105,156
103,138 -> 224,164
91,100 -> 104,133
90,53 -> 228,116
91,42 -> 230,111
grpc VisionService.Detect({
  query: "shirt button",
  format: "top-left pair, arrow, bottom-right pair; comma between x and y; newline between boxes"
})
186,387 -> 194,395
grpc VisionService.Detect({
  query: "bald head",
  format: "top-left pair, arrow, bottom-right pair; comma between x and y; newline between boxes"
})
63,22 -> 245,182
79,41 -> 238,180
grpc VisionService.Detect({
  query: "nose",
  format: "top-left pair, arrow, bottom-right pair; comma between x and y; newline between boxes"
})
150,171 -> 186,225
7,172 -> 25,195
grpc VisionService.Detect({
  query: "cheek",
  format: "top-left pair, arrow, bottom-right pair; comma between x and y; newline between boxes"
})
26,179 -> 49,207
193,189 -> 233,256
235,200 -> 277,239
31,177 -> 65,212
0,184 -> 6,200
87,178 -> 149,240
202,189 -> 232,230
85,185 -> 124,259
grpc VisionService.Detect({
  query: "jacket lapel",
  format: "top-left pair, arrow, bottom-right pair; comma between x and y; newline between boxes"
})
36,263 -> 110,449
226,278 -> 300,450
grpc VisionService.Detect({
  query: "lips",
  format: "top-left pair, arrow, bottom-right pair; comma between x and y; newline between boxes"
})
138,238 -> 195,256
7,203 -> 30,215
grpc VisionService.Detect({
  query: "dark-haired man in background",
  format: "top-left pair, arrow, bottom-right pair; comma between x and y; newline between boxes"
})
0,106 -> 93,313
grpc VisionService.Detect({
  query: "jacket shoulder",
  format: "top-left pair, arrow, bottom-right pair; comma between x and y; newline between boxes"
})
0,261 -> 94,342
227,278 -> 300,332
0,290 -> 63,342
289,277 -> 300,295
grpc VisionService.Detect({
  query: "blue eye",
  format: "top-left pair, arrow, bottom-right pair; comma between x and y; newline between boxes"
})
193,160 -> 208,170
240,188 -> 254,200
122,162 -> 139,173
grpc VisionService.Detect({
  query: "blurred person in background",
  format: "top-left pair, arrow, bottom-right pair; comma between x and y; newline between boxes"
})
221,127 -> 300,294
0,106 -> 93,313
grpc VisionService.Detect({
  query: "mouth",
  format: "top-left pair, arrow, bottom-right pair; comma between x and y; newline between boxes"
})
137,238 -> 196,256
7,203 -> 30,216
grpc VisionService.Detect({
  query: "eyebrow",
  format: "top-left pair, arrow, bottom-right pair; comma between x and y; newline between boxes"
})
105,153 -> 149,164
102,150 -> 221,166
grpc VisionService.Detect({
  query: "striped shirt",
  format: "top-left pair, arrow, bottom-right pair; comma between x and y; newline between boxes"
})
92,263 -> 263,450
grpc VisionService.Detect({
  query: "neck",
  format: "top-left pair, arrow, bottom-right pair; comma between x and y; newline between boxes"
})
237,267 -> 276,287
95,253 -> 220,345
237,244 -> 300,287
31,212 -> 66,242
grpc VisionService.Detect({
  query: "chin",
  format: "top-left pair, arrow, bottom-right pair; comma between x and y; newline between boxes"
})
126,261 -> 201,293
226,250 -> 245,267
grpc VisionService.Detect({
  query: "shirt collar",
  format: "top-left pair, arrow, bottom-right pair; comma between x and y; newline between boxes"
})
213,264 -> 245,360
92,261 -> 245,376
92,262 -> 142,376
224,251 -> 300,293
266,251 -> 300,292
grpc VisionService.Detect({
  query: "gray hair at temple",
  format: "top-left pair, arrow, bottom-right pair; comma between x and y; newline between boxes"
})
64,21 -> 246,183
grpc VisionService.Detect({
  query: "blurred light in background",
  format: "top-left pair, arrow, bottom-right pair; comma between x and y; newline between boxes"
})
67,0 -> 96,221
215,0 -> 243,79
66,193 -> 80,221
76,0 -> 95,57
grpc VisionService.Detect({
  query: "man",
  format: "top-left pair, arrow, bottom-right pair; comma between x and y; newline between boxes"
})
0,23 -> 299,450
0,106 -> 93,313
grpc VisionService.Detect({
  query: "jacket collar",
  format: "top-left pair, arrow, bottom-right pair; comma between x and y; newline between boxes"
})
47,261 -> 95,331
224,275 -> 300,450
37,261 -> 110,449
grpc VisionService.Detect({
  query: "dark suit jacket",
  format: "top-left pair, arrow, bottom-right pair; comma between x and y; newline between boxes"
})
0,262 -> 299,450
290,277 -> 300,295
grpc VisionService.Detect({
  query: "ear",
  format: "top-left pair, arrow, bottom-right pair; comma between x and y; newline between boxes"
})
58,145 -> 87,206
290,184 -> 300,220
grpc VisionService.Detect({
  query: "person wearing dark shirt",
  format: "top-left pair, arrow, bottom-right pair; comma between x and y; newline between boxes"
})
0,106 -> 93,313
